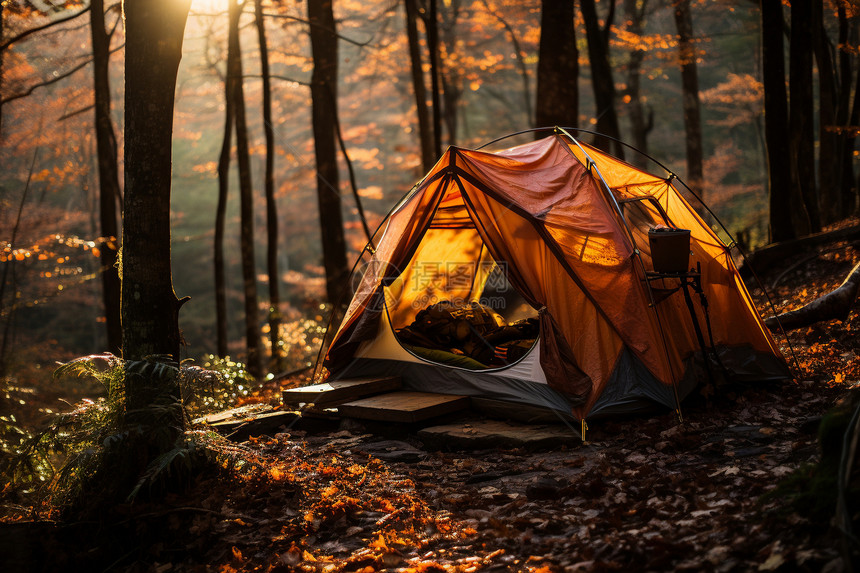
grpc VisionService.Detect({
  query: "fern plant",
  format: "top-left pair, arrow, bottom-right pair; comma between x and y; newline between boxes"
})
0,353 -> 239,515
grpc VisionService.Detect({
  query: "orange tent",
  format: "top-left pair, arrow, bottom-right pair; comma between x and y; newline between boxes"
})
324,133 -> 789,423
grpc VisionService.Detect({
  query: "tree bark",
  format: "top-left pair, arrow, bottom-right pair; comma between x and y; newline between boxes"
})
673,0 -> 703,198
214,45 -> 233,360
0,2 -> 5,137
765,261 -> 860,332
789,0 -> 820,233
535,0 -> 579,133
309,0 -> 349,305
580,0 -> 624,159
761,0 -> 796,243
623,0 -> 651,167
404,0 -> 434,172
121,0 -> 191,400
838,5 -> 859,216
813,0 -> 839,225
90,0 -> 122,355
227,0 -> 262,378
255,0 -> 283,372
426,0 -> 443,156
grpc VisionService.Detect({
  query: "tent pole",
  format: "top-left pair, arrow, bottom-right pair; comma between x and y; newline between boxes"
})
556,127 -> 685,424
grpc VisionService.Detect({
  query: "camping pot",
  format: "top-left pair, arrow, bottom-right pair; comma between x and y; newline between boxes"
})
648,227 -> 691,274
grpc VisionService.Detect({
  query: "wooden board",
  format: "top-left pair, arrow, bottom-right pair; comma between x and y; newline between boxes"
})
338,391 -> 469,424
282,376 -> 401,407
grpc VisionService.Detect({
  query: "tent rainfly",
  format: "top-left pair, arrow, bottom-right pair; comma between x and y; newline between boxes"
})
322,132 -> 790,426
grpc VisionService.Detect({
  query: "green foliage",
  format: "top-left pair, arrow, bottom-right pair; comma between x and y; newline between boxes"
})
0,354 -> 237,514
189,355 -> 260,416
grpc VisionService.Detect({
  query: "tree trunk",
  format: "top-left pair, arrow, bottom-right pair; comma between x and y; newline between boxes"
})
765,261 -> 860,332
673,0 -> 703,198
623,0 -> 651,167
843,50 -> 860,217
214,118 -> 232,358
761,0 -> 796,243
789,0 -> 821,233
838,6 -> 859,216
214,51 -> 233,360
0,2 -> 5,136
404,0 -> 434,172
121,0 -> 191,404
309,0 -> 349,305
580,0 -> 624,159
535,0 -> 579,133
426,0 -> 443,156
255,0 -> 283,372
227,0 -> 262,378
814,0 -> 839,225
439,2 -> 461,147
90,0 -> 122,355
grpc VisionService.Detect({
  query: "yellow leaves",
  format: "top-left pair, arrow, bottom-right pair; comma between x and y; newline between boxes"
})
701,73 -> 763,108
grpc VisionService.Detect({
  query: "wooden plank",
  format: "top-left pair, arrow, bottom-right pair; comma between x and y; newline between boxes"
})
338,391 -> 469,424
282,376 -> 401,407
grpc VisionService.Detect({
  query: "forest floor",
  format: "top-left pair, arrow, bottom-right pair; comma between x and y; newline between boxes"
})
4,225 -> 860,572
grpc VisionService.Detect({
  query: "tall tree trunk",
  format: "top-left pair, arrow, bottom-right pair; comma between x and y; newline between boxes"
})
309,0 -> 349,305
814,0 -> 839,224
673,0 -> 703,198
580,0 -> 624,158
761,0 -> 797,243
214,59 -> 233,359
0,2 -> 5,136
837,5 -> 857,215
121,0 -> 191,403
789,0 -> 821,233
535,0 -> 579,133
214,108 -> 232,357
623,0 -> 652,168
90,0 -> 122,355
439,2 -> 461,146
843,55 -> 860,217
228,0 -> 262,378
255,0 -> 283,372
404,0 -> 434,172
426,0 -> 443,156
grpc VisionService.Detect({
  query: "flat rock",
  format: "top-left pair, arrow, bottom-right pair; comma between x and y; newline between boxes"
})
354,439 -> 428,462
417,419 -> 579,450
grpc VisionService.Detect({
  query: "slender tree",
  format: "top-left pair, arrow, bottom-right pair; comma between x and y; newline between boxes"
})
761,0 -> 797,242
308,0 -> 349,305
426,0 -> 443,156
672,0 -> 703,198
813,0 -> 839,224
580,0 -> 624,158
255,0 -> 283,371
90,0 -> 122,355
214,51 -> 233,359
789,0 -> 820,233
623,0 -> 652,167
227,0 -> 263,377
535,0 -> 579,133
404,0 -> 434,172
